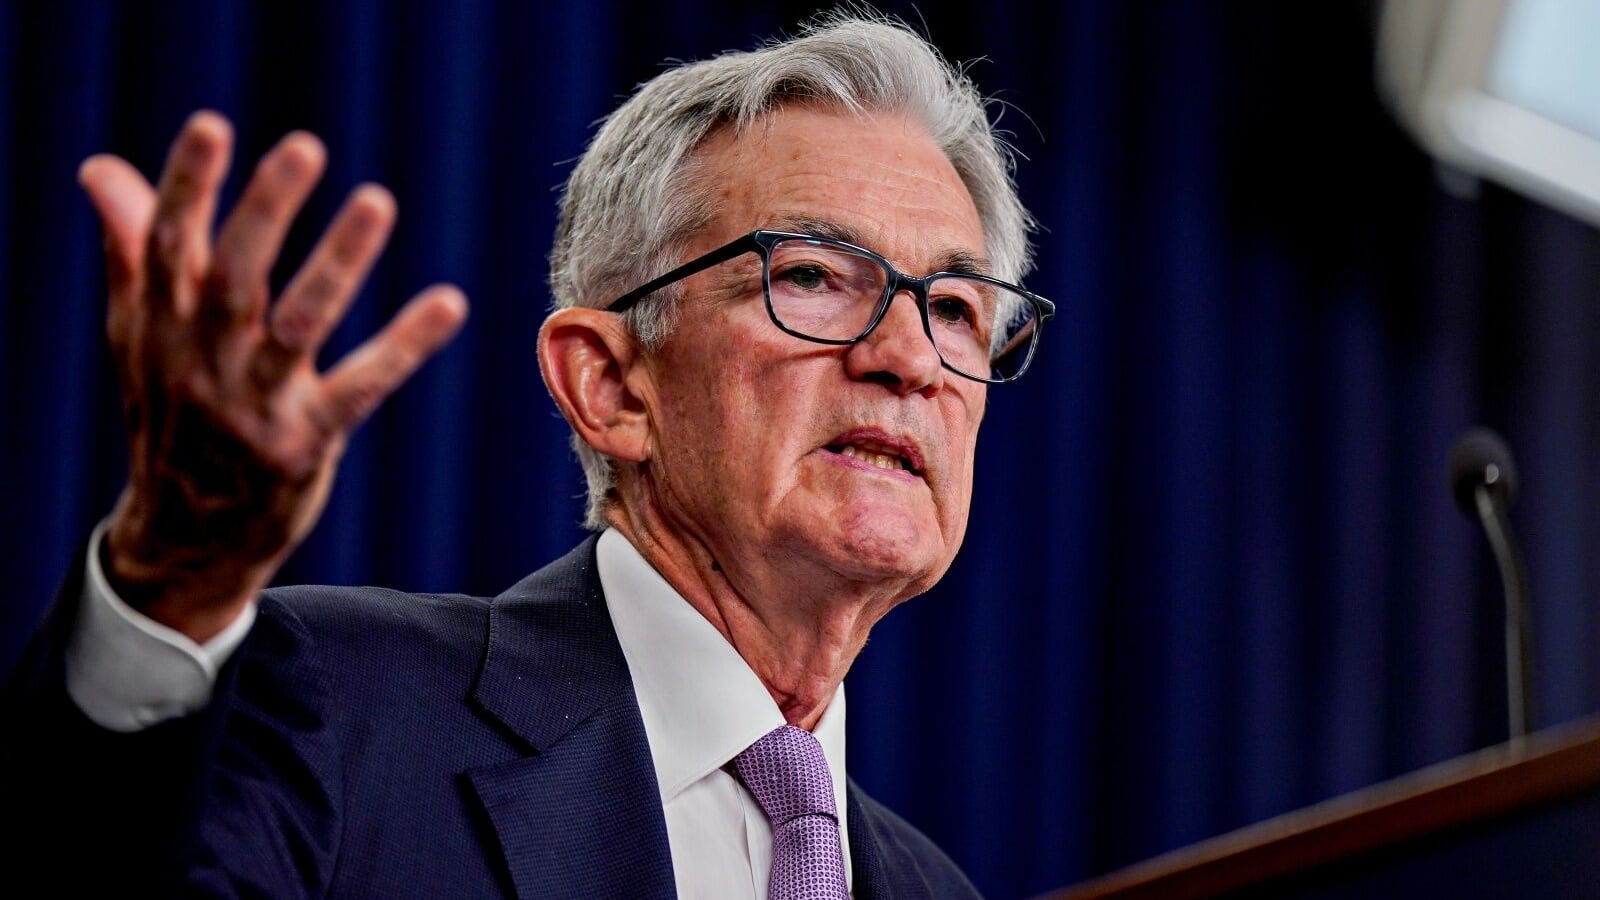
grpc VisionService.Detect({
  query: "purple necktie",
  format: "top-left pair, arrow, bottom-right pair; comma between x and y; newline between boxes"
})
733,725 -> 850,900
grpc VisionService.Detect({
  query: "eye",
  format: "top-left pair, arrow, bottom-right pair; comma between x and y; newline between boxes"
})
928,294 -> 979,330
776,262 -> 833,292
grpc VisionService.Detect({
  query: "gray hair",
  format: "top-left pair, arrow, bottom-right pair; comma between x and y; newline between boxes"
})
547,10 -> 1037,529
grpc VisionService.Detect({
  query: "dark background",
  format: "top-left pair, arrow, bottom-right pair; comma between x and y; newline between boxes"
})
5,2 -> 1600,898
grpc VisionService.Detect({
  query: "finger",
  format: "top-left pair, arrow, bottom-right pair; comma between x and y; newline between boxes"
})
316,285 -> 468,434
266,183 -> 397,357
78,154 -> 157,311
147,110 -> 234,316
212,131 -> 327,320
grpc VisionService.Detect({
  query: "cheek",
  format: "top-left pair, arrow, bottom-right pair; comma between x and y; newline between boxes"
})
949,393 -> 985,473
650,342 -> 791,498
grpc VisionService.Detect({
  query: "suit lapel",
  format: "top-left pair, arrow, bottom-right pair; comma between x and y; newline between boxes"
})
465,538 -> 675,899
849,780 -> 893,899
850,778 -> 976,900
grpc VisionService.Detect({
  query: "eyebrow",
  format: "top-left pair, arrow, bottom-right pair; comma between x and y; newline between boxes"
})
768,214 -> 993,278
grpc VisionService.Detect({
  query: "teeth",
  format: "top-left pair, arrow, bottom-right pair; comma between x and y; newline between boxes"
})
839,445 -> 904,470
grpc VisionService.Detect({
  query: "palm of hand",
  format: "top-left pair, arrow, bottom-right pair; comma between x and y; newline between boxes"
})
85,111 -> 467,640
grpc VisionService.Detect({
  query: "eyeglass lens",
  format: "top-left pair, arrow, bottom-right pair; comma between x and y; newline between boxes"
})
764,238 -> 1038,381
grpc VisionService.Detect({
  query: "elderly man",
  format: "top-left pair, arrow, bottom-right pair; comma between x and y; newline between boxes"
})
5,13 -> 1050,898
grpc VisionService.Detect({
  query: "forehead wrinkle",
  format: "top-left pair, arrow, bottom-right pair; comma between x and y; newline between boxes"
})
765,213 -> 992,278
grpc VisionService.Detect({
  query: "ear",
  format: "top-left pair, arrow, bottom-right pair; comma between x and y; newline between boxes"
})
537,307 -> 653,464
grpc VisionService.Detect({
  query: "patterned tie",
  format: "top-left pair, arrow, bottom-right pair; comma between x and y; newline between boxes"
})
733,724 -> 850,900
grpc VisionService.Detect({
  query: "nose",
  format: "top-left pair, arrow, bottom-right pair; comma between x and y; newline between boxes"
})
842,289 -> 944,396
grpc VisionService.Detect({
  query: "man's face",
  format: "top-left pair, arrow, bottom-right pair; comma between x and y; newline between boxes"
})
636,105 -> 989,599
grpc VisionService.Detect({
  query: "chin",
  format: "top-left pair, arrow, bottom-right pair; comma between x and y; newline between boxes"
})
823,507 -> 945,585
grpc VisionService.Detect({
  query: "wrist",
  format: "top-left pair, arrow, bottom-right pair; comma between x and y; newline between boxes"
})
102,493 -> 272,642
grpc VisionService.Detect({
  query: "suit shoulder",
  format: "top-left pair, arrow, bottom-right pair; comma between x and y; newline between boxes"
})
256,584 -> 491,670
249,536 -> 603,681
262,582 -> 489,626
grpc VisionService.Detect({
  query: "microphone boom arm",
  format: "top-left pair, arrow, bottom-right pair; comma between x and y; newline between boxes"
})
1473,484 -> 1534,740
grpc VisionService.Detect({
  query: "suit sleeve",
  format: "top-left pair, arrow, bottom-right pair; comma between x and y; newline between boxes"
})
2,535 -> 343,897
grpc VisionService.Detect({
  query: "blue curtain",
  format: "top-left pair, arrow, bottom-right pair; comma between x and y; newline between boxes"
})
5,3 -> 1600,898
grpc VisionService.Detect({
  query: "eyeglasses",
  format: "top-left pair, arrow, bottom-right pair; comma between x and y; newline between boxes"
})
606,230 -> 1054,383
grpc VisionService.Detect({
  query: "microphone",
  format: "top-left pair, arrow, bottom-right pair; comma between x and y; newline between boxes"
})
1447,427 -> 1534,740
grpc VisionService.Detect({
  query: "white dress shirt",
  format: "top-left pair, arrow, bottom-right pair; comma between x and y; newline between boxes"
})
65,522 -> 851,898
597,528 -> 852,898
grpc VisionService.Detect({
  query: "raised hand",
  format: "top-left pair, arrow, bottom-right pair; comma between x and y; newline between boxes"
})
81,111 -> 468,642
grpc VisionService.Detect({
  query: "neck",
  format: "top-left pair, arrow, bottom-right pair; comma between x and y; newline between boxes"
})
605,500 -> 907,730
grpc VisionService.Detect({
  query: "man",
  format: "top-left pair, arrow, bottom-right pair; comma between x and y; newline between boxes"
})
5,12 -> 1051,898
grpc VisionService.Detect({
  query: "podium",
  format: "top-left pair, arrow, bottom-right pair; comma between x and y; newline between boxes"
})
1042,715 -> 1600,899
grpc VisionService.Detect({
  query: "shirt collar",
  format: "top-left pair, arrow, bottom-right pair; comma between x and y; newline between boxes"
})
597,528 -> 848,812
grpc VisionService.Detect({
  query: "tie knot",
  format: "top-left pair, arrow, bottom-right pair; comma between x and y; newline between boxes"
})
734,725 -> 838,827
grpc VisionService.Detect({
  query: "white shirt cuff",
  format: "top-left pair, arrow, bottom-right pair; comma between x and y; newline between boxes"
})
65,519 -> 258,732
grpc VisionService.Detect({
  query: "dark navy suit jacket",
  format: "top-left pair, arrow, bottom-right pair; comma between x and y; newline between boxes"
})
4,537 -> 982,898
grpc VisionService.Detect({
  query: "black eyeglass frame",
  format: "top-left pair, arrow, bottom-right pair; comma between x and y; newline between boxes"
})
605,229 -> 1055,384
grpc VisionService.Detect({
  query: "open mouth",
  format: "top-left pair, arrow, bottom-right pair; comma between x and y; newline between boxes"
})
823,435 -> 924,477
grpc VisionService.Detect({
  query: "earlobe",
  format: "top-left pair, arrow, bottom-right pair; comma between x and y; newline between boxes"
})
537,308 -> 652,463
